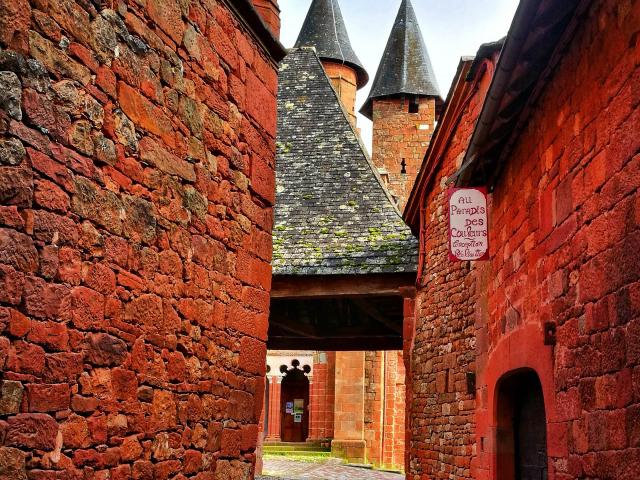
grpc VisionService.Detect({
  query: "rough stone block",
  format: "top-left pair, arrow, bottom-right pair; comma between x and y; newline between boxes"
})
239,336 -> 267,375
29,31 -> 91,85
213,459 -> 251,480
117,82 -> 173,144
0,380 -> 24,415
27,383 -> 70,412
7,413 -> 58,450
0,71 -> 21,120
27,319 -> 69,351
139,137 -> 196,182
0,137 -> 25,165
148,0 -> 185,43
0,447 -> 26,480
0,165 -> 32,207
0,228 -> 38,273
86,333 -> 127,367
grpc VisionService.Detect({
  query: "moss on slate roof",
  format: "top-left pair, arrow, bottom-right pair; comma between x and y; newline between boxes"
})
273,48 -> 418,276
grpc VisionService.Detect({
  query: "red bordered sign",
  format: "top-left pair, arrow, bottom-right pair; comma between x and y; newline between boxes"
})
448,187 -> 489,261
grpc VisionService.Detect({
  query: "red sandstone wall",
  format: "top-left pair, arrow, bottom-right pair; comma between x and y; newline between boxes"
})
371,97 -> 435,211
475,2 -> 640,478
364,350 -> 406,471
402,296 -> 415,474
251,0 -> 280,38
364,351 -> 384,465
0,0 -> 278,478
332,351 -> 366,462
413,1 -> 640,479
322,61 -> 358,127
309,351 -> 335,441
264,375 -> 282,441
381,351 -> 405,469
410,63 -> 491,479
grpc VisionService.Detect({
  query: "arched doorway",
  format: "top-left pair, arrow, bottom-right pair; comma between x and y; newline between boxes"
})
280,360 -> 311,442
496,369 -> 548,480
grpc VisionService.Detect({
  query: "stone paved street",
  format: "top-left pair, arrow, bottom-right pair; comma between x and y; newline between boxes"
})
258,457 -> 404,480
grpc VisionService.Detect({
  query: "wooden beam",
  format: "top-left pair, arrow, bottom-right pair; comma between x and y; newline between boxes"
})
272,322 -> 321,339
267,335 -> 403,351
271,273 -> 416,299
270,310 -> 395,339
350,299 -> 402,334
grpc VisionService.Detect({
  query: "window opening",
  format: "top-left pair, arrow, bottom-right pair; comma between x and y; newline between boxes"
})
409,97 -> 419,113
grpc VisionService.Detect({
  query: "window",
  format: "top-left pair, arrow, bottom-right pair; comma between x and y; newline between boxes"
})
409,97 -> 419,113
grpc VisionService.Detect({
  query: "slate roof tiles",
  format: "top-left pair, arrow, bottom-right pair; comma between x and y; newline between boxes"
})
273,48 -> 418,276
294,0 -> 369,88
360,0 -> 441,119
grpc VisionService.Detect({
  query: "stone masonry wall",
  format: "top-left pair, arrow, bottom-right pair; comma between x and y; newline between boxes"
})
332,351 -> 366,463
371,97 -> 435,211
321,61 -> 358,127
364,350 -> 406,471
382,350 -> 405,470
364,351 -> 383,465
0,0 -> 278,478
409,60 -> 494,479
251,0 -> 280,37
412,1 -> 640,479
474,1 -> 640,477
308,351 -> 335,442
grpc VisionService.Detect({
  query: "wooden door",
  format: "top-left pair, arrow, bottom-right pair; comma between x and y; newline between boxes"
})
514,385 -> 547,479
497,370 -> 548,480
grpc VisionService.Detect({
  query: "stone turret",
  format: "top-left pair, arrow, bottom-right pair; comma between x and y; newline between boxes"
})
295,0 -> 368,125
362,0 -> 442,210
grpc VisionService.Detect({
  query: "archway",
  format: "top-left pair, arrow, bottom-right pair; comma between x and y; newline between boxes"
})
496,369 -> 548,480
280,360 -> 311,442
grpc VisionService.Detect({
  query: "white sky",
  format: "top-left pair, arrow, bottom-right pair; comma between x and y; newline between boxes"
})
278,0 -> 520,152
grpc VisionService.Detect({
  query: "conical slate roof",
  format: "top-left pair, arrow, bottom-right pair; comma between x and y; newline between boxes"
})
360,0 -> 441,119
273,48 -> 418,275
294,0 -> 369,89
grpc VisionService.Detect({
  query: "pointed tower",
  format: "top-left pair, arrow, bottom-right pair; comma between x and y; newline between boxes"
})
361,0 -> 442,210
295,0 -> 368,125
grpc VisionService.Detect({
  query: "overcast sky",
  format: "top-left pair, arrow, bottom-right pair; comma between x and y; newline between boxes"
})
278,0 -> 520,152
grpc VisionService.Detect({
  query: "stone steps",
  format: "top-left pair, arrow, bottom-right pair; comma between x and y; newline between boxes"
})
263,441 -> 332,456
264,450 -> 333,458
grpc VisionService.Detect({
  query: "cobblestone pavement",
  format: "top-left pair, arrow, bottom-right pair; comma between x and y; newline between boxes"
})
257,457 -> 404,480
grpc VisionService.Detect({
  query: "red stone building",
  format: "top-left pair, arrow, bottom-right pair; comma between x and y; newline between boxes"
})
262,350 -> 406,470
360,0 -> 442,211
404,0 -> 640,478
0,0 -> 284,478
261,0 -> 444,472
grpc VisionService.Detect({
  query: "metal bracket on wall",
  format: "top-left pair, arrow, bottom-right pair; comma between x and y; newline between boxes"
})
466,372 -> 476,396
544,322 -> 557,345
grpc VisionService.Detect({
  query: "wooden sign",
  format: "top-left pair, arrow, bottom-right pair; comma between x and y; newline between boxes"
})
448,187 -> 489,261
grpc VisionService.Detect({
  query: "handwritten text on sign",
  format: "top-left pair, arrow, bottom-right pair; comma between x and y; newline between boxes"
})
448,187 -> 489,261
